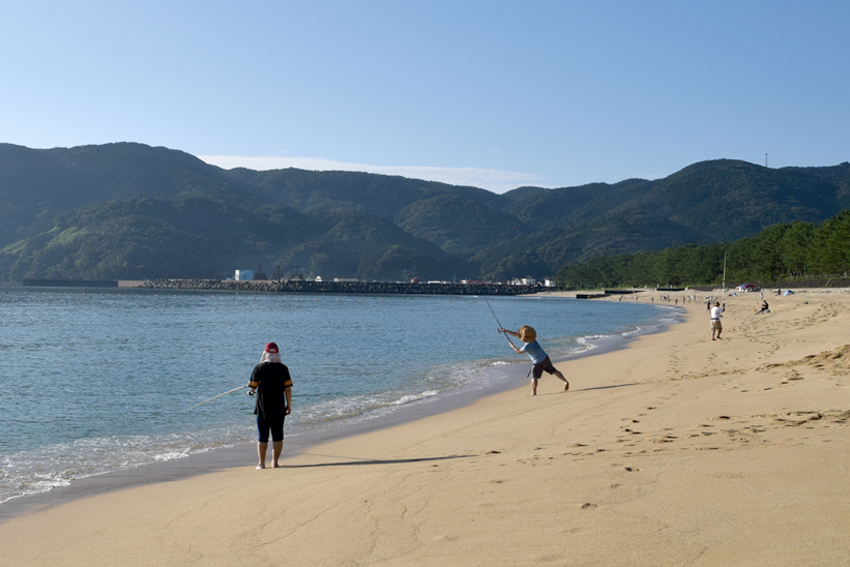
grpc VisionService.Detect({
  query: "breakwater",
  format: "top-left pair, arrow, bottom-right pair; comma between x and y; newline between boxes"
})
22,279 -> 118,288
137,278 -> 537,296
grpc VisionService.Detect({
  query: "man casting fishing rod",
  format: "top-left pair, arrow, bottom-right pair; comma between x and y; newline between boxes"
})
248,342 -> 293,469
501,326 -> 570,396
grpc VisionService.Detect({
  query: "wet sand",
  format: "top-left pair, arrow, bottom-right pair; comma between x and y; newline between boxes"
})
2,288 -> 848,566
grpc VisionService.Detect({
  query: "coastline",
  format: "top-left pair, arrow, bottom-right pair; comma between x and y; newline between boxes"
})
0,300 -> 672,522
2,288 -> 848,566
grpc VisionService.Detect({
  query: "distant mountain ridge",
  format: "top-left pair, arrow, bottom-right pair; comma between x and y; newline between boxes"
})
0,142 -> 847,283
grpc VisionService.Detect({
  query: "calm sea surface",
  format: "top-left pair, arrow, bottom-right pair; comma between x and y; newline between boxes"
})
0,286 -> 677,503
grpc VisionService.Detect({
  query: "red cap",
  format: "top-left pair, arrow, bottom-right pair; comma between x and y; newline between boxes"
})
264,342 -> 279,354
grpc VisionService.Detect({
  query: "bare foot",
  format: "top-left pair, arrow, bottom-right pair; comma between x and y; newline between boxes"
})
273,463 -> 281,468
564,382 -> 570,391
256,465 -> 265,470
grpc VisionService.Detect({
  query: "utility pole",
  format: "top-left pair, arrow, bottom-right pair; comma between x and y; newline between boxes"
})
765,153 -> 768,167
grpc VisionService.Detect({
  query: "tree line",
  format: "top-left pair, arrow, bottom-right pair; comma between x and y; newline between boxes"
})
555,209 -> 850,289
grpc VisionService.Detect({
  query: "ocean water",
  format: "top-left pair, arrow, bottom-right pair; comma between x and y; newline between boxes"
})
0,287 -> 677,504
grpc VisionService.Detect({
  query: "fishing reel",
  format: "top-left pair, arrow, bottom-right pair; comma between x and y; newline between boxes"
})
247,389 -> 256,397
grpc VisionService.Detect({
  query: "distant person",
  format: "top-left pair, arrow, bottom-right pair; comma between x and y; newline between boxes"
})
501,325 -> 570,395
757,300 -> 769,314
710,301 -> 724,340
248,342 -> 292,469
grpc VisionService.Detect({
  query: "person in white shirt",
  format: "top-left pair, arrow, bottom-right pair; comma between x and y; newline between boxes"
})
710,301 -> 724,340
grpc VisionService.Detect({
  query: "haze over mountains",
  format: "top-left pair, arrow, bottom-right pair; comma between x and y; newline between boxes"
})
0,142 -> 848,284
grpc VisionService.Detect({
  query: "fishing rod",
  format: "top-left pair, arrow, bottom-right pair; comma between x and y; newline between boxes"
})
480,295 -> 536,378
480,295 -> 516,346
179,385 -> 251,413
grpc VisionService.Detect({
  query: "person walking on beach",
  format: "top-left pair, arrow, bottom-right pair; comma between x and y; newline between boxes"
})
501,326 -> 569,395
710,301 -> 724,340
248,342 -> 292,469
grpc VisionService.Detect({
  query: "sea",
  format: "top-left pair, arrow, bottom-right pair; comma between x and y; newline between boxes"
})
0,286 -> 679,505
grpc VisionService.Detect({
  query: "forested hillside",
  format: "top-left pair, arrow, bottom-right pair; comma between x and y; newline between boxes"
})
556,210 -> 850,289
1,142 -> 847,283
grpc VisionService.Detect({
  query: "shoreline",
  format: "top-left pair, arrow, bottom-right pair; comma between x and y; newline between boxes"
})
0,305 -> 674,522
3,287 -> 847,566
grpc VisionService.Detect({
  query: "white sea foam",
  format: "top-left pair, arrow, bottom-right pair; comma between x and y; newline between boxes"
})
571,335 -> 607,354
392,390 -> 439,406
154,451 -> 190,462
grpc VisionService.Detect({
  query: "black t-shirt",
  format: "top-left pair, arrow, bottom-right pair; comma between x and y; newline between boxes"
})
251,362 -> 292,420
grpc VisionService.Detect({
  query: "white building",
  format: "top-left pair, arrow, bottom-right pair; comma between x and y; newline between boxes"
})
234,270 -> 254,281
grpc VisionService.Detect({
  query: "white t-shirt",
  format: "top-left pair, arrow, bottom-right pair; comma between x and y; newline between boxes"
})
710,306 -> 724,320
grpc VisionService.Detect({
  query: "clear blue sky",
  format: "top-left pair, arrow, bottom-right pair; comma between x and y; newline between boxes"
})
2,1 -> 848,193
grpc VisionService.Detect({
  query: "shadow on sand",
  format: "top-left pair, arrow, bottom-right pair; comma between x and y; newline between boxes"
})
281,453 -> 473,469
536,382 -> 639,396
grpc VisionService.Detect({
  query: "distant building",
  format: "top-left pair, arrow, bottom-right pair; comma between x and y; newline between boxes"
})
235,270 -> 254,281
521,276 -> 537,286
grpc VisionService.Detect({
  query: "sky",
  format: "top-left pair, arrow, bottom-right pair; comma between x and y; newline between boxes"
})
2,1 -> 848,193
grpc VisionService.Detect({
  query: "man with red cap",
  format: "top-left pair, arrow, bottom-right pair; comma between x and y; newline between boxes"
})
248,342 -> 292,469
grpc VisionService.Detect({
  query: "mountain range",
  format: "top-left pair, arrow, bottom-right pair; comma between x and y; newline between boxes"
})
1,142 -> 848,284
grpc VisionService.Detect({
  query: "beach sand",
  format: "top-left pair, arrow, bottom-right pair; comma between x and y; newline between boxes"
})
2,289 -> 848,566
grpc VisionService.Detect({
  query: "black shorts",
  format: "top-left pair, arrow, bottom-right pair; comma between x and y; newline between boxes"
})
257,415 -> 285,443
532,356 -> 558,379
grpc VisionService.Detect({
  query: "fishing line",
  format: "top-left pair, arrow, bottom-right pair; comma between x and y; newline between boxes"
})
179,385 -> 250,413
480,295 -> 516,347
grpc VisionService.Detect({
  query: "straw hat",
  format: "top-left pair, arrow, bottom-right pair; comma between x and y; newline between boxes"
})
518,325 -> 537,343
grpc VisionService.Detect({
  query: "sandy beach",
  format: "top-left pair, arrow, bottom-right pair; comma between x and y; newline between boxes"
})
2,288 -> 848,566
